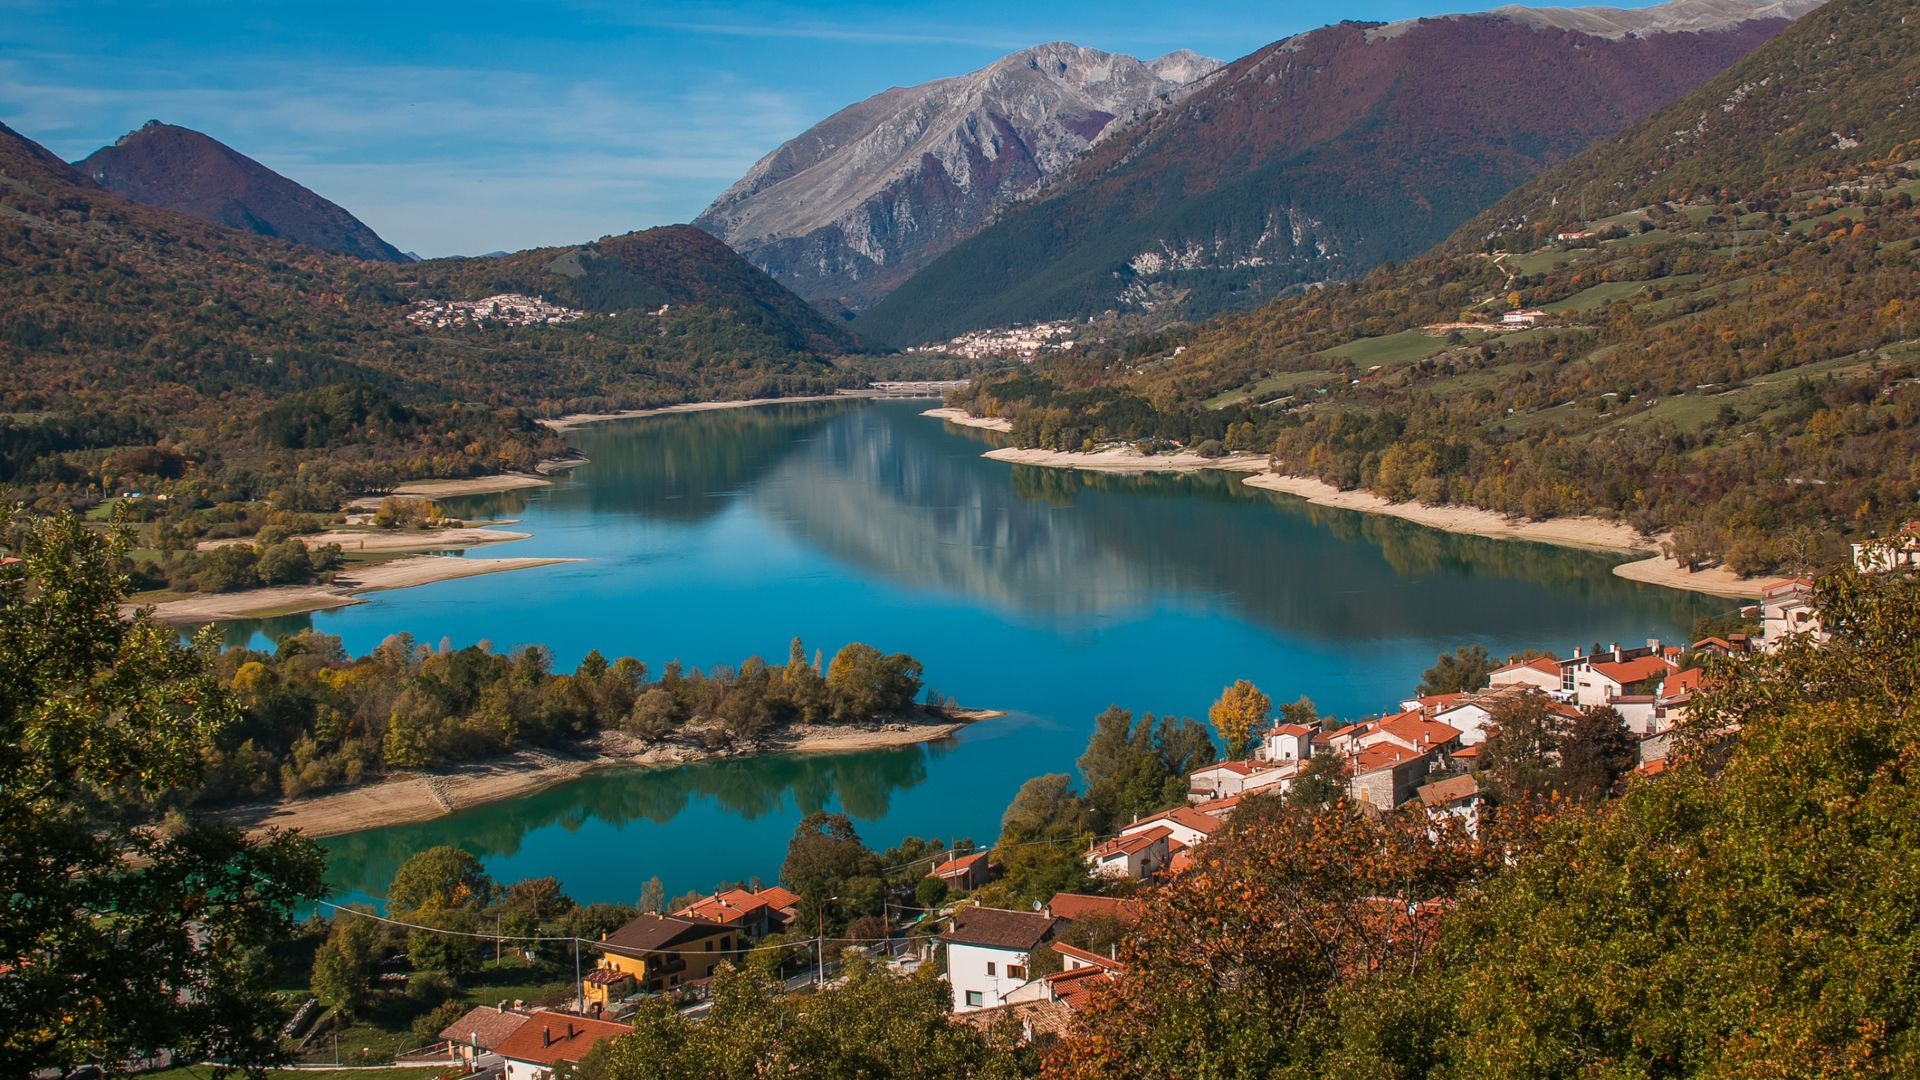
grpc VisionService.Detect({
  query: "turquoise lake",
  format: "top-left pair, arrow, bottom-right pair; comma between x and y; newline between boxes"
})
226,399 -> 1718,907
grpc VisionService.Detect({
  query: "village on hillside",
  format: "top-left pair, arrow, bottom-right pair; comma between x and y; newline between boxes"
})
399,531 -> 1920,1075
405,293 -> 588,329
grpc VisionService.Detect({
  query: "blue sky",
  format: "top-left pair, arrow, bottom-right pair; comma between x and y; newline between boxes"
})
2,0 -> 1647,257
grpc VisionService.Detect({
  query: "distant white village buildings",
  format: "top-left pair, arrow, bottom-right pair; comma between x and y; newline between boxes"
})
906,320 -> 1081,361
407,293 -> 587,329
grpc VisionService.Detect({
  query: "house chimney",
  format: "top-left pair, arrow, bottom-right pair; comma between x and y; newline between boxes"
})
1610,642 -> 1621,661
1573,645 -> 1583,659
541,1027 -> 551,1048
567,1022 -> 575,1039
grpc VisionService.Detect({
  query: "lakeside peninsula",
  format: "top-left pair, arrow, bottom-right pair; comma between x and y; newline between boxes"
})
214,706 -> 1002,840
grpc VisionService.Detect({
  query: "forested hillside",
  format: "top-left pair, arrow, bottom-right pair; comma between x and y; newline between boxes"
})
858,12 -> 1790,345
0,122 -> 860,519
945,0 -> 1920,574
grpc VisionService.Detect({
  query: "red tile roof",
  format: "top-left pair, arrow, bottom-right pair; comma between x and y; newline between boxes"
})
675,888 -> 769,926
1268,722 -> 1316,737
1662,668 -> 1704,695
1131,805 -> 1225,837
1051,941 -> 1125,972
1350,744 -> 1423,776
1193,760 -> 1261,777
1416,774 -> 1480,808
437,1005 -> 531,1051
1762,578 -> 1814,597
754,886 -> 800,913
1451,743 -> 1482,759
1376,711 -> 1464,750
493,1010 -> 631,1067
1090,825 -> 1172,860
1590,656 -> 1674,687
1046,893 -> 1142,923
1493,655 -> 1560,676
928,850 -> 990,880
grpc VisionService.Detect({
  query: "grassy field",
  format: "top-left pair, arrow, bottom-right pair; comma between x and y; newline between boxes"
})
1543,275 -> 1703,314
1504,247 -> 1593,276
1317,330 -> 1462,367
1207,368 -> 1336,408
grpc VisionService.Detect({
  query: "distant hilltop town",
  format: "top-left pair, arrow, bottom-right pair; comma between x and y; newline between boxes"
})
909,321 -> 1081,361
407,293 -> 587,329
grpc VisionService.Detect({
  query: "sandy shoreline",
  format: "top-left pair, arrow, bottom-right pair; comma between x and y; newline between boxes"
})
924,407 -> 1012,432
541,393 -> 875,431
939,413 -> 1773,600
986,444 -> 1268,474
1239,472 -> 1645,552
139,555 -> 583,623
211,708 -> 1003,840
202,526 -> 533,553
1610,552 -> 1767,598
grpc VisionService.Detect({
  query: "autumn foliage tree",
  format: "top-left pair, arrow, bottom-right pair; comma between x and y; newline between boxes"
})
1207,679 -> 1271,760
1043,798 -> 1496,1078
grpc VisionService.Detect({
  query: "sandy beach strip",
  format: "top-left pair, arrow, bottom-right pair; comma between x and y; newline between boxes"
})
984,444 -> 1269,473
1240,472 -> 1648,553
1610,552 -> 1767,598
939,412 -> 1774,599
211,710 -> 1003,840
200,526 -> 532,553
923,407 -> 1013,432
138,555 -> 582,623
540,393 -> 875,431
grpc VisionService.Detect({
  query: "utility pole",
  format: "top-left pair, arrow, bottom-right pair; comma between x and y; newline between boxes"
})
815,895 -> 838,990
574,937 -> 582,1014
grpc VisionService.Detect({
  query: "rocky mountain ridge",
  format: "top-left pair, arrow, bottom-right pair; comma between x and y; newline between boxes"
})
693,42 -> 1221,315
857,1 -> 1808,345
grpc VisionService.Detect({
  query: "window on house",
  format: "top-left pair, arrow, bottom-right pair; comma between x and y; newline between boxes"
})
706,941 -> 714,951
985,961 -> 995,976
965,991 -> 984,1007
1008,964 -> 1026,980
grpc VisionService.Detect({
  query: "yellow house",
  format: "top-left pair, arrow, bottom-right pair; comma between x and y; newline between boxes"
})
585,914 -> 740,1004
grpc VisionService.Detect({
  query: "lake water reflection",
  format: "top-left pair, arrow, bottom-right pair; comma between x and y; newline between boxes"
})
227,400 -> 1717,904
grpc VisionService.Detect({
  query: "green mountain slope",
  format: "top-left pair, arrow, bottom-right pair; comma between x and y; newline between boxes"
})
0,121 -> 856,507
944,0 -> 1920,575
857,13 -> 1792,346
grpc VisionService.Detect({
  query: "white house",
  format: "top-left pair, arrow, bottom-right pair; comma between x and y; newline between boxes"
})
1417,773 -> 1483,836
1489,655 -> 1562,693
1256,722 -> 1317,764
1187,760 -> 1294,801
494,1010 -> 631,1080
1085,826 -> 1171,880
1759,578 -> 1823,652
1571,654 -> 1675,709
941,907 -> 1057,1012
1853,523 -> 1920,573
1121,806 -> 1225,850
